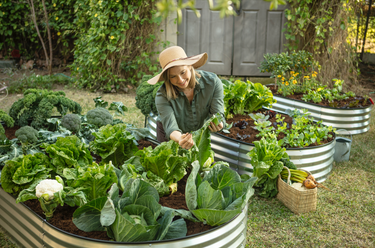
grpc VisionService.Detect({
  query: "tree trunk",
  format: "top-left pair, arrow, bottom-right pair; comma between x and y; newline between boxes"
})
41,0 -> 53,75
360,0 -> 373,60
27,0 -> 49,72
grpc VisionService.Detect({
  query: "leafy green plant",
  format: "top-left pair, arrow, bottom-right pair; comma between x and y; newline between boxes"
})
18,177 -> 65,220
247,137 -> 289,198
62,161 -> 118,203
187,113 -> 223,170
0,109 -> 14,135
44,135 -> 93,175
89,123 -> 139,168
185,161 -> 257,226
135,140 -> 189,196
86,107 -> 113,128
93,96 -> 128,117
15,126 -> 39,155
0,153 -> 52,196
61,114 -> 81,134
72,179 -> 187,241
9,89 -> 82,130
135,75 -> 163,116
223,80 -> 276,118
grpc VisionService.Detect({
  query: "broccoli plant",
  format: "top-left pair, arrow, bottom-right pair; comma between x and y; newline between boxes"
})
135,75 -> 163,116
15,125 -> 39,155
86,107 -> 113,128
9,89 -> 82,130
61,114 -> 81,133
0,109 -> 14,135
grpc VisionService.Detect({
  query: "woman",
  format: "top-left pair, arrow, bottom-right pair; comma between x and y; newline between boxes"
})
147,46 -> 224,149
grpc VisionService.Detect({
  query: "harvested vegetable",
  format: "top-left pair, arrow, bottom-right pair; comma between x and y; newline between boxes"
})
291,182 -> 308,191
280,168 -> 308,183
302,178 -> 332,191
303,179 -> 317,189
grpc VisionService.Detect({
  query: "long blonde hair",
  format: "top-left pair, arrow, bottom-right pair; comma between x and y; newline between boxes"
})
162,66 -> 201,100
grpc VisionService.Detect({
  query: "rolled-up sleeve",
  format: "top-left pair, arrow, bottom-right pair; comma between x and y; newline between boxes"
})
155,91 -> 181,140
209,75 -> 225,121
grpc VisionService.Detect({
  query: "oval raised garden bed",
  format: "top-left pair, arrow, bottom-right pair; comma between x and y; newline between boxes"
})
0,186 -> 248,248
145,112 -> 335,183
266,85 -> 374,135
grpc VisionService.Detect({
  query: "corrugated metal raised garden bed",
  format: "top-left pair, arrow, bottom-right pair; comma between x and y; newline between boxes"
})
145,110 -> 336,183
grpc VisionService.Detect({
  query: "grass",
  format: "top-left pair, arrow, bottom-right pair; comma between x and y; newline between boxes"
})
246,106 -> 375,247
0,74 -> 374,247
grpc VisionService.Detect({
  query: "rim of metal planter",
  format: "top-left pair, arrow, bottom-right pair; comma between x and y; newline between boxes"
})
0,187 -> 248,247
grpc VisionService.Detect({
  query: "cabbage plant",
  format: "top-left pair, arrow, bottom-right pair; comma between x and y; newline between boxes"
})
72,179 -> 187,242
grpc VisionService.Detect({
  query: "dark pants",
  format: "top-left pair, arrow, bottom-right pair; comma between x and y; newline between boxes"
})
157,121 -> 169,143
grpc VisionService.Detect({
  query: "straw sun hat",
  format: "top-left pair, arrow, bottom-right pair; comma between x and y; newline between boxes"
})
147,46 -> 208,85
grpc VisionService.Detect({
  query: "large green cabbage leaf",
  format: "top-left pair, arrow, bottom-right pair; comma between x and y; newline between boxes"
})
73,179 -> 187,242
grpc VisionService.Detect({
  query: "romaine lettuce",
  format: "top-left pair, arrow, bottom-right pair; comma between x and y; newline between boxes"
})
90,123 -> 139,168
185,161 -> 257,226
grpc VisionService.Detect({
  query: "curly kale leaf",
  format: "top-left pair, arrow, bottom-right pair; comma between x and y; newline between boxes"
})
9,89 -> 82,130
135,75 -> 163,116
0,109 -> 14,134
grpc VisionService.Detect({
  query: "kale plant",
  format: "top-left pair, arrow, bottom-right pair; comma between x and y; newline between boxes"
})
0,109 -> 14,135
135,75 -> 163,116
9,89 -> 82,130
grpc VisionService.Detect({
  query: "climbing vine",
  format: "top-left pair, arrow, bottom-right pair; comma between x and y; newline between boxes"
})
283,0 -> 360,89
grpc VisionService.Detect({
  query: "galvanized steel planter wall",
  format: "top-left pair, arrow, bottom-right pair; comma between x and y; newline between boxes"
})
145,114 -> 335,182
270,94 -> 373,135
0,187 -> 248,248
211,133 -> 335,183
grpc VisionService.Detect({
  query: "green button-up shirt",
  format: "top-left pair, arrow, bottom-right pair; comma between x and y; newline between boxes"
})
155,70 -> 225,140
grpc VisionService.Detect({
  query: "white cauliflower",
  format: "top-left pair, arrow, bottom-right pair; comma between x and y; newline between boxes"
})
36,179 -> 64,200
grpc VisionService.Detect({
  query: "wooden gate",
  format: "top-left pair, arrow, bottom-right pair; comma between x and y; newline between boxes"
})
177,0 -> 287,76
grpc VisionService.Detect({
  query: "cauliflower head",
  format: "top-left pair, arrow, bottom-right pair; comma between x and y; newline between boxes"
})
61,113 -> 81,133
36,179 -> 63,200
15,125 -> 39,144
86,107 -> 113,127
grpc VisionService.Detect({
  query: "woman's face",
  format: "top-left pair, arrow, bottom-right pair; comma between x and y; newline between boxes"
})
168,65 -> 191,89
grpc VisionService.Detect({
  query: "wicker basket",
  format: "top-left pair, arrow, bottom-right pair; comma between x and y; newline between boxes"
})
276,167 -> 317,214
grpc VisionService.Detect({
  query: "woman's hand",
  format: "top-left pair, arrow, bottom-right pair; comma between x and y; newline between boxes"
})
179,133 -> 194,149
208,121 -> 223,132
170,131 -> 194,149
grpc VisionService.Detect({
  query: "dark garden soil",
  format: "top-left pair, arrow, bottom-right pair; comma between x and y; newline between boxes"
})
3,125 -> 214,241
220,109 -> 335,148
267,84 -> 373,109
